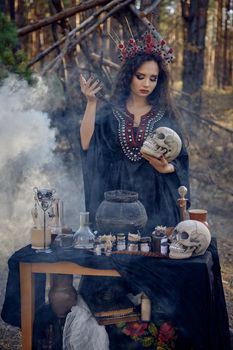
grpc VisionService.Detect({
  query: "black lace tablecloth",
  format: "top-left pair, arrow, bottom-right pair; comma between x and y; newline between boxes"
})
1,238 -> 231,350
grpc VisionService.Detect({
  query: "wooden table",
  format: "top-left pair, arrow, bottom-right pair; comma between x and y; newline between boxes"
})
1,241 -> 228,350
19,261 -> 120,350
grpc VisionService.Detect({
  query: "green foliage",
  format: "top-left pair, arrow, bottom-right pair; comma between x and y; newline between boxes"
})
0,12 -> 31,81
148,322 -> 158,336
0,13 -> 17,51
141,336 -> 155,347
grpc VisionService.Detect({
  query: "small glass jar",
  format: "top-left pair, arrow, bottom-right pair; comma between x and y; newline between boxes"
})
127,233 -> 140,251
128,242 -> 138,251
140,236 -> 151,252
116,233 -> 126,251
127,238 -> 139,251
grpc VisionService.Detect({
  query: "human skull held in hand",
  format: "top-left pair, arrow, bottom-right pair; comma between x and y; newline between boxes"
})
141,127 -> 182,162
169,220 -> 211,259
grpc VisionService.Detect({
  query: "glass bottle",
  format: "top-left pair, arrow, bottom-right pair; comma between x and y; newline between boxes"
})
73,212 -> 95,249
140,236 -> 151,252
117,233 -> 126,251
127,236 -> 139,251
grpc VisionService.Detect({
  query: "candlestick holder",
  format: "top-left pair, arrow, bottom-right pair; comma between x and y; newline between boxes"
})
177,186 -> 188,222
33,187 -> 56,253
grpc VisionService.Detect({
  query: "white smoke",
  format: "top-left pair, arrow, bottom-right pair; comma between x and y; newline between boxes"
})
0,75 -> 84,310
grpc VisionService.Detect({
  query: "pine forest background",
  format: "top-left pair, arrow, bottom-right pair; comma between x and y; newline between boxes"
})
0,0 -> 233,348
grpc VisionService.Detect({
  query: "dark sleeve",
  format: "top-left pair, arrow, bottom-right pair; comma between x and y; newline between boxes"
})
80,104 -> 114,219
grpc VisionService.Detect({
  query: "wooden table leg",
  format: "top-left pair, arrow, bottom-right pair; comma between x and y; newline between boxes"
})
20,263 -> 34,350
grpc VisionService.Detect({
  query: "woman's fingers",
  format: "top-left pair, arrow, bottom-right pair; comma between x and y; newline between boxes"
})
141,153 -> 173,173
80,74 -> 102,98
141,153 -> 160,162
91,85 -> 103,95
85,81 -> 102,96
89,79 -> 100,90
85,75 -> 94,88
79,74 -> 87,89
141,152 -> 165,163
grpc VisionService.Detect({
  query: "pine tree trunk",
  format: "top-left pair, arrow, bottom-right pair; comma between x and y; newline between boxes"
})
223,0 -> 232,86
15,0 -> 29,50
0,0 -> 7,13
8,0 -> 15,21
181,0 -> 209,107
215,0 -> 223,87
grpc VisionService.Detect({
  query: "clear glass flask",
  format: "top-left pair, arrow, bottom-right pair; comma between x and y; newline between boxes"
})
73,212 -> 94,249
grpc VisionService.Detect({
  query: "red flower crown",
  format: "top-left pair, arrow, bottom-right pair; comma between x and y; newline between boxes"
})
112,23 -> 175,64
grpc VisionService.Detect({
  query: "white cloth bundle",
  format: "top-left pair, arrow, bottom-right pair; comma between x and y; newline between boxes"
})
63,296 -> 109,350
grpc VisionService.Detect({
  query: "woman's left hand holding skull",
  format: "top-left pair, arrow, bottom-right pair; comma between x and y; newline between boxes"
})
141,153 -> 175,174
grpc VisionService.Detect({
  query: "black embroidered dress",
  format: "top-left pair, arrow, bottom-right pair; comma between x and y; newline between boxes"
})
81,103 -> 190,234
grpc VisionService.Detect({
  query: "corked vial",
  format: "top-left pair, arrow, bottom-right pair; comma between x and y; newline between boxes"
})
116,233 -> 126,251
127,232 -> 140,252
140,236 -> 151,252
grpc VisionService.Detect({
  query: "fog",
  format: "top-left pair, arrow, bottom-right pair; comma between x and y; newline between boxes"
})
0,75 -> 84,311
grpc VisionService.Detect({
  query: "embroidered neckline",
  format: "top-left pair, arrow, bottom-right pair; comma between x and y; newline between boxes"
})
113,107 -> 165,162
125,106 -> 156,126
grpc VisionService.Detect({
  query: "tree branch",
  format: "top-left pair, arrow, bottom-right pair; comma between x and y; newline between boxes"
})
45,0 -> 133,77
27,0 -> 129,67
17,0 -> 111,37
141,0 -> 162,16
91,53 -> 120,70
129,4 -> 174,56
41,30 -> 70,75
68,0 -> 134,49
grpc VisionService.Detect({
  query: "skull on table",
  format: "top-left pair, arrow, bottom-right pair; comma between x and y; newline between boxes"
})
141,127 -> 182,162
169,220 -> 211,259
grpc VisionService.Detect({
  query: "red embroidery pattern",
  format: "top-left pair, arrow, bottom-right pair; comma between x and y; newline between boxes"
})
113,107 -> 165,162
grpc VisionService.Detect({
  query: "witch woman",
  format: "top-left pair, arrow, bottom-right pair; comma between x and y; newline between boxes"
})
79,30 -> 190,234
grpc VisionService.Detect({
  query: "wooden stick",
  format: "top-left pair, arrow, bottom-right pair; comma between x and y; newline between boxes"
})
41,31 -> 70,75
70,0 -> 134,49
27,0 -> 129,67
17,0 -> 111,37
38,0 -> 133,72
142,0 -> 162,16
129,4 -> 172,54
91,53 -> 120,70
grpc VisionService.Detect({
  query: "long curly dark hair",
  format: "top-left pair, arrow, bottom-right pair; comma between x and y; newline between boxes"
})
110,53 -> 173,112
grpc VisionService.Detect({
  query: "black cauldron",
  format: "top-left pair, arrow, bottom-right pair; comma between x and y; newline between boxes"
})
95,190 -> 148,234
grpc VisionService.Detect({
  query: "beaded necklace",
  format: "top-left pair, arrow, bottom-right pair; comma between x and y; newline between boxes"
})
113,107 -> 165,162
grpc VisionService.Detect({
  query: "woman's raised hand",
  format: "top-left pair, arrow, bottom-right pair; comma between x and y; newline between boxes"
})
79,74 -> 102,102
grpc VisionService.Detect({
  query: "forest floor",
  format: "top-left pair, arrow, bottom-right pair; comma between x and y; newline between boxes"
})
0,88 -> 232,349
